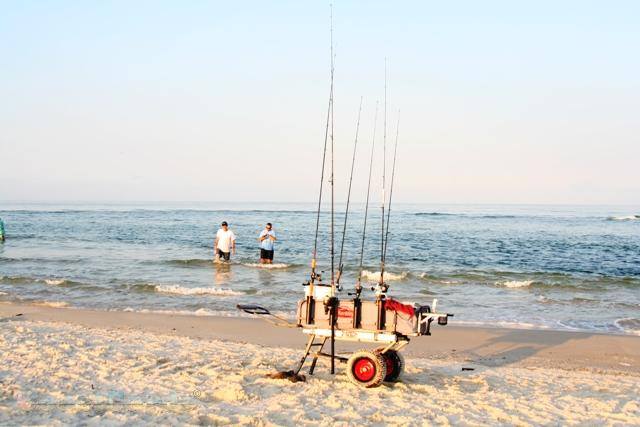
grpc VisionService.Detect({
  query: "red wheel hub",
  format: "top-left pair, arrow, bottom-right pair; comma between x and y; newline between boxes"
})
353,358 -> 376,382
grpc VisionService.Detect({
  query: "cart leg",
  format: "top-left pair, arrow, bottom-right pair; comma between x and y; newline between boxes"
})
293,334 -> 317,375
308,337 -> 328,375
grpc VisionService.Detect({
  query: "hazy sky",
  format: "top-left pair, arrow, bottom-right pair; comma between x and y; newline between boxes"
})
1,1 -> 638,204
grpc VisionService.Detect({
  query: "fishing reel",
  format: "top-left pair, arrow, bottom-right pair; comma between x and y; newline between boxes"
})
323,296 -> 339,315
348,281 -> 364,298
371,281 -> 388,297
305,270 -> 322,285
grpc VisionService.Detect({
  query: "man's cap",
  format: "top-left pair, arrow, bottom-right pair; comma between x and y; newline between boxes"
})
221,221 -> 228,226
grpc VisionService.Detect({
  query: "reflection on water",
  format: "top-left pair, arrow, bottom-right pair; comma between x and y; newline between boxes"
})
213,262 -> 233,285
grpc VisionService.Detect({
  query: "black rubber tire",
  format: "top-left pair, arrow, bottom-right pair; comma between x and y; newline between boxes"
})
379,349 -> 404,382
374,348 -> 405,382
346,350 -> 387,388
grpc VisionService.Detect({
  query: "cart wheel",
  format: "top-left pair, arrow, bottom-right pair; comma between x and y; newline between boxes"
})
376,349 -> 404,382
346,350 -> 387,388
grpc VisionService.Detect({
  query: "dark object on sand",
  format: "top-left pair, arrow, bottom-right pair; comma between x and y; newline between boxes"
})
266,370 -> 306,383
462,367 -> 475,371
237,304 -> 296,328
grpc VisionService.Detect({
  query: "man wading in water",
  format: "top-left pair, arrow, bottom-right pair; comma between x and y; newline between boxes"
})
258,222 -> 276,264
214,221 -> 236,262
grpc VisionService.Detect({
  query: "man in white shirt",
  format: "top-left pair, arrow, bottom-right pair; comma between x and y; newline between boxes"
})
214,221 -> 236,262
258,222 -> 276,264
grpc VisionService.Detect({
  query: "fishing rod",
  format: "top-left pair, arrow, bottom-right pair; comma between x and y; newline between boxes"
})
306,4 -> 335,330
311,88 -> 332,286
336,96 -> 363,288
356,101 -> 378,296
330,4 -> 335,295
374,60 -> 389,332
310,12 -> 335,286
328,3 -> 337,375
383,111 -> 400,264
379,59 -> 388,289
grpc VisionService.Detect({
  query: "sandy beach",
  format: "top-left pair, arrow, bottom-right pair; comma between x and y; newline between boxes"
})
1,302 -> 639,425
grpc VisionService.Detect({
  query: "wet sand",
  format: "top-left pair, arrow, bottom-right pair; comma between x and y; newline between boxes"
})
2,302 -> 639,373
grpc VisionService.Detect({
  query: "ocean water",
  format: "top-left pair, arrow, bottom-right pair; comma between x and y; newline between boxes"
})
1,202 -> 639,335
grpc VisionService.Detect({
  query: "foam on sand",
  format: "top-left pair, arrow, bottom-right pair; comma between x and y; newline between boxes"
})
1,320 -> 639,425
615,318 -> 640,336
154,284 -> 244,296
33,300 -> 69,308
121,307 -> 221,316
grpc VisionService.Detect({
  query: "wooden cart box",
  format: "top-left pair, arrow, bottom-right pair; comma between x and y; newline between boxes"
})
296,298 -> 423,335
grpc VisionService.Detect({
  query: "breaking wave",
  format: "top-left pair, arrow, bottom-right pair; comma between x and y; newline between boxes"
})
152,284 -> 244,296
241,263 -> 292,270
607,215 -> 640,221
496,280 -> 537,288
33,301 -> 69,308
121,307 -> 221,316
614,318 -> 640,335
360,270 -> 408,281
0,276 -> 87,287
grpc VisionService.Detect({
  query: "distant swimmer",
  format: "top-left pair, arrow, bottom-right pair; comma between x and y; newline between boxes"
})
0,217 -> 4,242
214,221 -> 236,262
258,222 -> 277,264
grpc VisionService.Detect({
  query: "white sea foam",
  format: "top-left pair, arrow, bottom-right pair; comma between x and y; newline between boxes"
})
33,301 -> 69,308
497,280 -> 535,288
0,291 -> 8,296
615,318 -> 640,336
121,307 -> 222,316
154,284 -> 244,296
452,319 -> 553,330
119,307 -> 294,320
360,270 -> 408,281
44,279 -> 66,286
608,215 -> 640,221
241,263 -> 291,269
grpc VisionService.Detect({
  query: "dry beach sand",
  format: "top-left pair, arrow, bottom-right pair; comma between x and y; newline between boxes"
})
1,302 -> 639,425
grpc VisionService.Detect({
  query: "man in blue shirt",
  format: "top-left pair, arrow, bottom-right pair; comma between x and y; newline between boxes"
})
0,217 -> 5,242
258,222 -> 277,264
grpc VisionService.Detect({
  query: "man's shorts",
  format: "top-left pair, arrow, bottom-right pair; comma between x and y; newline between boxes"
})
260,249 -> 274,260
217,249 -> 231,261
